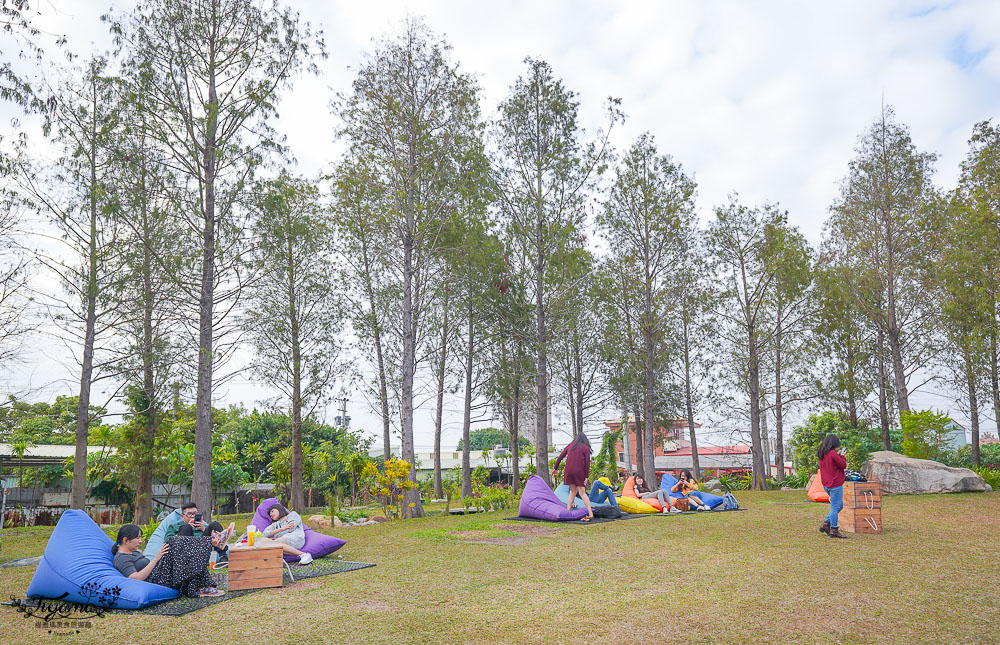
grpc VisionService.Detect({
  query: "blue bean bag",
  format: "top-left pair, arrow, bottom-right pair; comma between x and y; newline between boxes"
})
27,510 -> 179,610
660,473 -> 724,509
143,508 -> 183,558
555,484 -> 615,509
517,475 -> 588,521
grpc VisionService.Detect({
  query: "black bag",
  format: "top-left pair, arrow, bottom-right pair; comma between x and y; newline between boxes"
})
591,504 -> 622,519
845,469 -> 867,482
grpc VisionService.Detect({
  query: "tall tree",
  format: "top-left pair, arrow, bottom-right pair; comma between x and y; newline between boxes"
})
245,172 -> 345,511
708,197 -> 793,489
826,105 -> 940,417
336,18 -> 483,517
598,134 -> 696,480
111,0 -> 323,515
16,58 -> 125,510
494,58 -> 619,485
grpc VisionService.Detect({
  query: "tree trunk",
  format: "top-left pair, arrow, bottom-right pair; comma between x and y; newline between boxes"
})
573,334 -> 585,436
748,340 -> 766,490
289,246 -> 304,512
632,406 -> 645,481
846,341 -> 859,429
990,322 -> 1000,444
432,294 -> 448,499
774,309 -> 785,482
886,281 -> 910,413
510,361 -> 521,493
193,66 -> 219,520
461,305 -> 474,498
135,231 -> 156,526
682,311 -> 700,480
399,138 -> 423,519
877,328 -> 891,450
965,349 -> 981,468
71,82 -> 101,512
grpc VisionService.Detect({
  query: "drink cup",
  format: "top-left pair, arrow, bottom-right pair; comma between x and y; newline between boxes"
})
247,524 -> 256,546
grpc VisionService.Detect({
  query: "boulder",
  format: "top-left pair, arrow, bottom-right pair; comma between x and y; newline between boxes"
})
333,516 -> 343,529
703,478 -> 721,491
368,516 -> 388,524
987,484 -> 994,493
861,451 -> 987,494
307,514 -> 332,530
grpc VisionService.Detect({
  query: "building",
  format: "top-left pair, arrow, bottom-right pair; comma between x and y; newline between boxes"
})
605,416 -> 762,475
942,420 -> 968,452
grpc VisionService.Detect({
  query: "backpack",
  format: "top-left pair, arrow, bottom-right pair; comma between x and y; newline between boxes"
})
845,469 -> 867,482
722,493 -> 740,510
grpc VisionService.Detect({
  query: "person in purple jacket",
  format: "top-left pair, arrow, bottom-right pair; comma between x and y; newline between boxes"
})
552,433 -> 594,521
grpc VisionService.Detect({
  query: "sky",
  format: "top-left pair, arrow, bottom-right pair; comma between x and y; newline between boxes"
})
4,1 -> 1000,450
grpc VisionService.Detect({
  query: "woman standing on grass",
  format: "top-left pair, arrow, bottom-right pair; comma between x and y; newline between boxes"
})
552,433 -> 595,521
817,434 -> 848,539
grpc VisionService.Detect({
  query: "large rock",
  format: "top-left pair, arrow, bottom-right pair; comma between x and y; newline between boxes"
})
307,514 -> 332,530
861,451 -> 987,494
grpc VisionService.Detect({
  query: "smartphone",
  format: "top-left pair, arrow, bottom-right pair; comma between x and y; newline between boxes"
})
194,512 -> 202,524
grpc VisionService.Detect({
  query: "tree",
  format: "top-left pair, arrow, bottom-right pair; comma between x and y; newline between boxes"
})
707,197 -> 793,489
15,58 -> 125,510
245,172 -> 345,512
336,18 -> 483,517
110,0 -> 323,515
457,427 -> 531,451
825,105 -> 940,417
494,58 -> 619,485
598,133 -> 696,480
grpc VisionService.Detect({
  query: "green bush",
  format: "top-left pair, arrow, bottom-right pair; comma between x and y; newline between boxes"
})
949,443 -> 1000,469
972,467 -> 1000,490
473,482 -> 518,511
768,470 -> 809,489
789,411 -> 883,473
900,410 -> 953,461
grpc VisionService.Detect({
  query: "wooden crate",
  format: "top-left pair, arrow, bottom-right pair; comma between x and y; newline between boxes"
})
838,481 -> 882,534
227,541 -> 284,590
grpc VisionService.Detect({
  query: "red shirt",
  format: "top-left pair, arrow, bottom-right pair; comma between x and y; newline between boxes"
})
555,443 -> 591,486
819,450 -> 847,488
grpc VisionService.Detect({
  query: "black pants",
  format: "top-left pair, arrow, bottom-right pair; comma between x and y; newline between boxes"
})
177,521 -> 227,556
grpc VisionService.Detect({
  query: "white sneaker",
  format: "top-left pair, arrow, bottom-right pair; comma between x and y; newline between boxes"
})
670,507 -> 682,513
298,553 -> 313,565
697,506 -> 708,511
662,508 -> 670,514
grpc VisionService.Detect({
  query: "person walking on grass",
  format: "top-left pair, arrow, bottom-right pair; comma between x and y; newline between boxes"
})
552,433 -> 595,521
817,434 -> 848,539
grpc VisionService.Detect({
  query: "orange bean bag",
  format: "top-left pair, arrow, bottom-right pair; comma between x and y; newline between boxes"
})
807,472 -> 830,502
623,476 -> 664,511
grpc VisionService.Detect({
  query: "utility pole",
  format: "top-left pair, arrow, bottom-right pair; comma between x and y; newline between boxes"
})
335,390 -> 350,428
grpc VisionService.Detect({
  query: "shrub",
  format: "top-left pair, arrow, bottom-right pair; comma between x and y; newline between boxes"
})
364,458 -> 414,520
973,467 -> 1000,490
900,410 -> 953,461
473,481 -> 518,511
789,411 -> 881,473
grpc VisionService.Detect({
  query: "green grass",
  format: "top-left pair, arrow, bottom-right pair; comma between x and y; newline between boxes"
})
2,491 -> 999,643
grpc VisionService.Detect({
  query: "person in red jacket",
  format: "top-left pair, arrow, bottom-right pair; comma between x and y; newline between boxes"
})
552,433 -> 594,521
817,433 -> 848,539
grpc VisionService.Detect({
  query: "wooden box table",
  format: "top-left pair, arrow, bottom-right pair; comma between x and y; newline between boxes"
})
227,538 -> 284,590
838,480 -> 882,534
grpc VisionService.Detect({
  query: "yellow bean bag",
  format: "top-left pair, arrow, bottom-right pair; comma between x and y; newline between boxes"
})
616,477 -> 659,513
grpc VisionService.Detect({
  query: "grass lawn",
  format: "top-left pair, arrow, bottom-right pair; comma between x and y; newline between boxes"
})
1,490 -> 998,644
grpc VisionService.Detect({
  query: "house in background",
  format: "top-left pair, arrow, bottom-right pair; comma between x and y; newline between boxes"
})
604,416 -> 765,475
942,420 -> 968,452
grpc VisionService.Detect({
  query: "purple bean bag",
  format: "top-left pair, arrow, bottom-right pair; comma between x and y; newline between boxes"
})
517,475 -> 589,521
660,474 -> 724,509
251,498 -> 346,562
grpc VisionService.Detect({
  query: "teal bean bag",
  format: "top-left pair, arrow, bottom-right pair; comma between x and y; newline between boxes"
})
143,509 -> 183,558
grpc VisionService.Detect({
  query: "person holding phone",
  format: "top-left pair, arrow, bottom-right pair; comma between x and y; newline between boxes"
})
170,502 -> 234,561
817,434 -> 849,539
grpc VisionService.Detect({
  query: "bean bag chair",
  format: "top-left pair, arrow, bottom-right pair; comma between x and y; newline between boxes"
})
615,477 -> 659,513
252,498 -> 346,562
143,508 -> 183,558
555,484 -> 615,509
517,475 -> 588,521
27,510 -> 178,610
661,473 -> 725,509
807,473 -> 830,502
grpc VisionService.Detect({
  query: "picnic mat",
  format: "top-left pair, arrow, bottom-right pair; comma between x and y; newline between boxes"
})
502,513 -> 649,525
8,559 -> 376,617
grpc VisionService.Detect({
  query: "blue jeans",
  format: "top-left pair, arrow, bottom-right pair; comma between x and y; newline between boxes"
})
824,485 -> 843,528
589,481 -> 619,507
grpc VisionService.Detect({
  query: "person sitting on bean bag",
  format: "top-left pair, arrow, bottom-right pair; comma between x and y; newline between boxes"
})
671,470 -> 710,511
262,503 -> 313,564
634,474 -> 679,513
112,524 -> 225,597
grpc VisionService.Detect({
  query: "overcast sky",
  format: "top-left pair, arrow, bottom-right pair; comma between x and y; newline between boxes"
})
5,1 -> 1000,449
